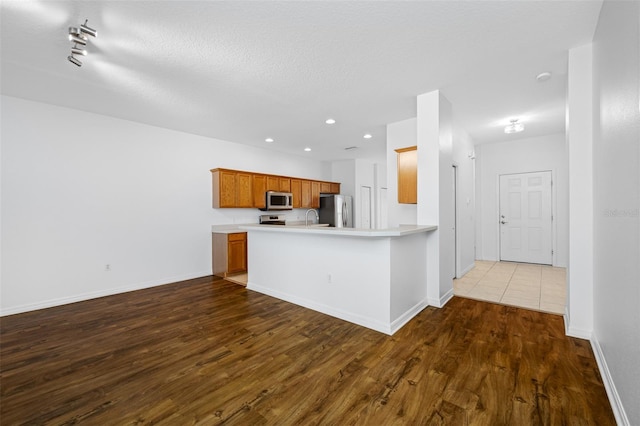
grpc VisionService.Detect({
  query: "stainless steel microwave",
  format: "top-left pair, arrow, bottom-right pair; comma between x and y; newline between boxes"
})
262,191 -> 293,211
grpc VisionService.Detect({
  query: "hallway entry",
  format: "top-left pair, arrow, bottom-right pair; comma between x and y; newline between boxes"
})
499,171 -> 552,265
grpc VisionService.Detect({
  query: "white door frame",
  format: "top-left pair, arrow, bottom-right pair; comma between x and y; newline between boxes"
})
453,163 -> 460,278
496,170 -> 557,265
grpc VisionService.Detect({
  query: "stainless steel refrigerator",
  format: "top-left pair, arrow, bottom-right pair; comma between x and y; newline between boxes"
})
319,194 -> 353,228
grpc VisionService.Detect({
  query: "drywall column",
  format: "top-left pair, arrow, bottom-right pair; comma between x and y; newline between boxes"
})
566,44 -> 594,339
417,90 -> 454,306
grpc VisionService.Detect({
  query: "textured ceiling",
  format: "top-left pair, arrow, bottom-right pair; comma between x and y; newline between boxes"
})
1,1 -> 602,161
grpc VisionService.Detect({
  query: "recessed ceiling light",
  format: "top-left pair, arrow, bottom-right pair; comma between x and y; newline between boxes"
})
304,147 -> 311,152
504,119 -> 524,134
536,72 -> 552,82
265,138 -> 274,143
363,133 -> 372,139
325,118 -> 336,125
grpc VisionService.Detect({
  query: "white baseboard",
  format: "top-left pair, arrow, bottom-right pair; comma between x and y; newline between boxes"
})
427,288 -> 454,308
390,299 -> 429,335
0,270 -> 212,317
591,333 -> 630,425
459,262 -> 475,277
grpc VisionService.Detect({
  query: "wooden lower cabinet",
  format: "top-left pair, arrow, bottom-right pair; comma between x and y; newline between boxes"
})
212,232 -> 247,282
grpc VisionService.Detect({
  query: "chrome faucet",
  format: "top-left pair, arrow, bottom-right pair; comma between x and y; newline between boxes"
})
305,209 -> 319,226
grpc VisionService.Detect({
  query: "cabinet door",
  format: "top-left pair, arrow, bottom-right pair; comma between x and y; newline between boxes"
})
279,178 -> 291,192
301,180 -> 312,208
253,174 -> 267,208
395,146 -> 417,204
266,176 -> 280,191
311,181 -> 321,208
218,170 -> 236,207
330,182 -> 341,194
320,182 -> 331,193
290,179 -> 302,208
236,172 -> 253,207
227,233 -> 247,274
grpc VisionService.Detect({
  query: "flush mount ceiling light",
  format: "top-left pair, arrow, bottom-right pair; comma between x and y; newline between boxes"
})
265,138 -> 274,143
304,147 -> 312,152
504,119 -> 524,134
363,133 -> 372,139
325,118 -> 336,125
67,19 -> 97,67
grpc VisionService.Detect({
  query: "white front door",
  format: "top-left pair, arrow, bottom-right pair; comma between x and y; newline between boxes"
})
499,171 -> 552,265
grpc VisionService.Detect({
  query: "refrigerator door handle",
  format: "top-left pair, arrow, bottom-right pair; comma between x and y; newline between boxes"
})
343,201 -> 347,227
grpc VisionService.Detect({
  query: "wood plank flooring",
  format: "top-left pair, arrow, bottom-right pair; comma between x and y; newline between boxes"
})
1,277 -> 615,425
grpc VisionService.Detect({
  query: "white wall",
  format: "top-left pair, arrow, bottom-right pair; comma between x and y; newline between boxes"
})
417,91 -> 454,306
566,44 -> 594,338
331,158 -> 382,228
591,1 -> 640,424
0,96 -> 328,315
475,133 -> 568,267
386,118 -> 417,227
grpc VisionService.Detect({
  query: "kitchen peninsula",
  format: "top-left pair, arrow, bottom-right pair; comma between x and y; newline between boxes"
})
240,224 -> 437,335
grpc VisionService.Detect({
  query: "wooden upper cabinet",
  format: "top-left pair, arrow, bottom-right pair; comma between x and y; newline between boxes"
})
266,176 -> 279,192
252,174 -> 267,208
301,180 -> 312,208
212,168 -> 340,208
290,179 -> 302,208
395,146 -> 417,204
212,169 -> 237,208
236,172 -> 253,207
311,181 -> 321,208
320,182 -> 331,193
279,177 -> 291,192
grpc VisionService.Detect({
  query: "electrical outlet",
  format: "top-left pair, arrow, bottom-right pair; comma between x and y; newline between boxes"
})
105,264 -> 111,271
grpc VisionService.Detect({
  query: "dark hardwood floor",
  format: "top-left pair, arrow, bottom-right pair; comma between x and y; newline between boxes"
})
1,276 -> 615,425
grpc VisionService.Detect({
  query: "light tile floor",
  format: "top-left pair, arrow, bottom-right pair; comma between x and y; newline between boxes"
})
225,273 -> 248,286
453,260 -> 566,315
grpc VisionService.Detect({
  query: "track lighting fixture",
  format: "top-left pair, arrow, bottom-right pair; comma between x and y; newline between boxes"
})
67,20 -> 97,67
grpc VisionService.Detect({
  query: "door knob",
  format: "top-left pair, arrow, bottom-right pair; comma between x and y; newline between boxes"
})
501,220 -> 508,224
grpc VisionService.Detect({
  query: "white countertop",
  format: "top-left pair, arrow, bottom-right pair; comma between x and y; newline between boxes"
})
211,224 -> 249,234
239,223 -> 437,237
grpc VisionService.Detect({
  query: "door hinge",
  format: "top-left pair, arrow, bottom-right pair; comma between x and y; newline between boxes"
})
552,250 -> 554,255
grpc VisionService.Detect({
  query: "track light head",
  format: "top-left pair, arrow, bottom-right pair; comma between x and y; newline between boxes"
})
71,47 -> 87,56
69,34 -> 87,45
80,21 -> 97,38
67,55 -> 82,67
69,27 -> 88,45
